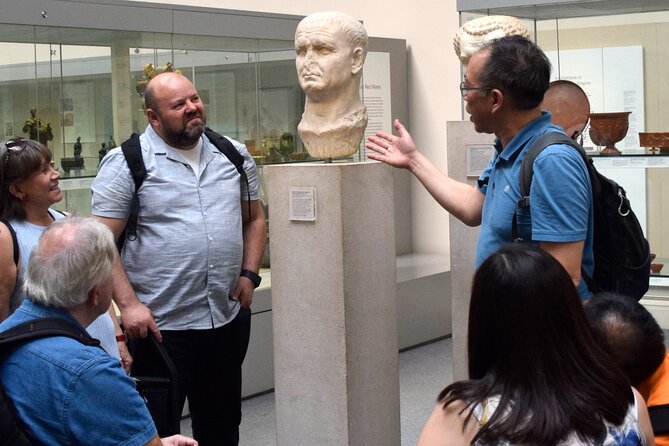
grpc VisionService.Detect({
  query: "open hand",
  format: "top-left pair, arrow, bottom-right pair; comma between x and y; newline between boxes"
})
365,119 -> 418,169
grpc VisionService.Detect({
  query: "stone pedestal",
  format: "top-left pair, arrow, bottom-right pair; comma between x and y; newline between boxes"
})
446,121 -> 494,380
267,161 -> 400,446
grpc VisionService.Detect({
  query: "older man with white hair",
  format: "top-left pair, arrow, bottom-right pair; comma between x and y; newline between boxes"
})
0,217 -> 197,446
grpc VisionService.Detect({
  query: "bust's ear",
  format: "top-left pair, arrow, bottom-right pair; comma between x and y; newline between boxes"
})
351,47 -> 365,75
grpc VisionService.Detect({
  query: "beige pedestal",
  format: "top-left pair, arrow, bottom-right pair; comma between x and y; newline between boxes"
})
267,162 -> 400,446
446,121 -> 493,380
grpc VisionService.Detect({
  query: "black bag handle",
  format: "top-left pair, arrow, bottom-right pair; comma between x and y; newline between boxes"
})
128,332 -> 180,436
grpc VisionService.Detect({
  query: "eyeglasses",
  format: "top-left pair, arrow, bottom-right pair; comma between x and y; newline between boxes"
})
459,81 -> 490,98
3,137 -> 26,166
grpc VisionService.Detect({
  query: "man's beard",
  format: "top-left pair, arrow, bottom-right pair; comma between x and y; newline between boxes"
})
165,118 -> 205,147
182,120 -> 205,143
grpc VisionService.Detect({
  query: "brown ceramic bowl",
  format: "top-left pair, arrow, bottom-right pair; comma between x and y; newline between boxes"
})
639,132 -> 669,153
651,263 -> 664,274
588,112 -> 631,154
650,253 -> 657,263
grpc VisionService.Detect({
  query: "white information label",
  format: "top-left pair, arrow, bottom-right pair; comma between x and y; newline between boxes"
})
362,52 -> 392,157
466,144 -> 495,178
289,187 -> 316,221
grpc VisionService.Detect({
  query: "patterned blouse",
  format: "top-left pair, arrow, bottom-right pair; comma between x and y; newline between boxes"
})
472,391 -> 646,445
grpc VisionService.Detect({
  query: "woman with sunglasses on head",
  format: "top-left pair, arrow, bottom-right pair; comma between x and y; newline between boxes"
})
418,243 -> 655,446
0,137 -> 131,371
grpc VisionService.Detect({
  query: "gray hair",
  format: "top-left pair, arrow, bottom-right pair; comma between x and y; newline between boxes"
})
24,217 -> 116,308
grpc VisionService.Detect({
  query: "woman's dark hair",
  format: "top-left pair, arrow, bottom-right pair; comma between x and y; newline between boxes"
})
585,291 -> 666,387
1,137 -> 53,220
439,244 -> 632,444
477,35 -> 551,110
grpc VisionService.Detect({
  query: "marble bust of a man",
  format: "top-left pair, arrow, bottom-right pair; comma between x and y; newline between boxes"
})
295,11 -> 368,159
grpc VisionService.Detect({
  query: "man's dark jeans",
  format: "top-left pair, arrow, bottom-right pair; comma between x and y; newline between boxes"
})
153,307 -> 251,446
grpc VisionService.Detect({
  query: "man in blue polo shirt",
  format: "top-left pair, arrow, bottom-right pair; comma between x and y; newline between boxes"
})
367,35 -> 593,299
0,217 -> 197,446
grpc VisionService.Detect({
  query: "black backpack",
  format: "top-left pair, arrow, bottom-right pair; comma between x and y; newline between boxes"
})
512,132 -> 651,300
0,219 -> 18,266
649,404 -> 669,437
118,128 -> 250,249
0,317 -> 101,445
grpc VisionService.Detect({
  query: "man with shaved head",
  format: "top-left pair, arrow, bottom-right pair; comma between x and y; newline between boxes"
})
92,72 -> 266,446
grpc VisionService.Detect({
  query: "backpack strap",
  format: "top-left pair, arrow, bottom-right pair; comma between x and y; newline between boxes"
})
119,130 -> 252,249
512,132 -> 586,241
648,404 -> 669,435
0,317 -> 100,348
119,134 -> 145,249
204,128 -> 245,177
0,317 -> 100,445
0,219 -> 18,267
204,128 -> 252,217
512,132 -> 601,293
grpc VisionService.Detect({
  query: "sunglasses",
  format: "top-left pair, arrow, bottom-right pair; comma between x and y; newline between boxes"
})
3,137 -> 27,166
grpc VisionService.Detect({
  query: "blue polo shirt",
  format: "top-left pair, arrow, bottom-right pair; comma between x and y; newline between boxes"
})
0,300 -> 157,445
476,112 -> 594,299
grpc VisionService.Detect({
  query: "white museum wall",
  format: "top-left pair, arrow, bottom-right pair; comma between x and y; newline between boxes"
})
131,0 -> 464,265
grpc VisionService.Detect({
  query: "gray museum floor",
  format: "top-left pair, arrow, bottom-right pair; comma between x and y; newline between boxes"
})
179,336 -> 453,445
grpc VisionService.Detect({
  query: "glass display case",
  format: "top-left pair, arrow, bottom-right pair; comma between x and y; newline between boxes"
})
0,22 -> 303,214
457,0 -> 669,281
1,2 -> 408,267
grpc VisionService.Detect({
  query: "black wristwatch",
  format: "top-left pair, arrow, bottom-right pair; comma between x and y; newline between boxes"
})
240,269 -> 262,288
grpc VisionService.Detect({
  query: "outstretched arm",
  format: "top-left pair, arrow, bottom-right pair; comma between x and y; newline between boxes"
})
366,119 -> 485,226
